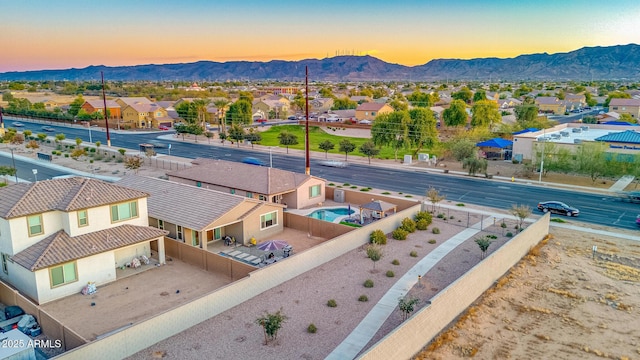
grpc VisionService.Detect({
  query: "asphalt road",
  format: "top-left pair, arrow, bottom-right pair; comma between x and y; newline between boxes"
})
3,117 -> 639,231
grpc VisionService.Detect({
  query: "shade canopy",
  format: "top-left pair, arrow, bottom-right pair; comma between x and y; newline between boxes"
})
257,240 -> 289,252
475,138 -> 513,149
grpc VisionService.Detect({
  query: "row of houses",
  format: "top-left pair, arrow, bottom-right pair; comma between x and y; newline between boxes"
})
0,160 -> 326,304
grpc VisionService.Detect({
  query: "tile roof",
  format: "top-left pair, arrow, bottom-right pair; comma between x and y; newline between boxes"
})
129,103 -> 163,113
535,97 -> 559,105
116,175 -> 252,231
11,225 -> 168,271
609,98 -> 640,106
595,130 -> 640,144
356,102 -> 387,111
85,99 -> 120,108
117,97 -> 153,106
0,177 -> 149,219
167,159 -> 320,195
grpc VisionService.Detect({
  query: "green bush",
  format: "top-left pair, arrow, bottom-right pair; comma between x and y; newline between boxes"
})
360,188 -> 370,192
363,279 -> 374,288
369,229 -> 387,245
456,203 -> 465,207
391,259 -> 400,265
343,183 -> 350,186
437,213 -> 445,219
358,295 -> 369,302
400,218 -> 416,233
449,216 -> 454,219
414,211 -> 433,225
506,232 -> 513,237
432,227 -> 440,234
410,251 -> 418,257
350,186 -> 357,189
64,154 -> 69,158
386,270 -> 395,278
501,222 -> 507,228
328,183 -> 335,186
382,192 -> 391,195
428,239 -> 436,244
90,148 -> 96,153
307,323 -> 317,333
327,299 -> 337,307
89,159 -> 94,164
392,228 -> 408,240
416,219 -> 429,230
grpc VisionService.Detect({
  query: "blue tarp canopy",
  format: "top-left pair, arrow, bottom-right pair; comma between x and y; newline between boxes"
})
476,138 -> 513,148
601,121 -> 638,126
512,128 -> 539,135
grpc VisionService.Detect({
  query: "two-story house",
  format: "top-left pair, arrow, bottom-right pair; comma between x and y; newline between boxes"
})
535,96 -> 566,114
167,158 -> 326,209
355,102 -> 394,122
121,103 -> 173,129
81,99 -> 122,120
609,98 -> 640,119
0,177 -> 168,304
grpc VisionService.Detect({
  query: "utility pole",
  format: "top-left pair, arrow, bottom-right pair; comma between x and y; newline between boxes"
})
305,66 -> 310,175
538,129 -> 545,183
101,71 -> 111,147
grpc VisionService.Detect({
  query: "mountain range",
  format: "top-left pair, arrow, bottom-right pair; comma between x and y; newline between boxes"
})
1,44 -> 639,82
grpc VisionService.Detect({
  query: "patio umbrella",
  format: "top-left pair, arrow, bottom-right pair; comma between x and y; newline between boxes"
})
257,240 -> 289,252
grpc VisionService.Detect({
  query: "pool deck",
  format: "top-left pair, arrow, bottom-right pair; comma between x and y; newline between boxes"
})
287,201 -> 361,223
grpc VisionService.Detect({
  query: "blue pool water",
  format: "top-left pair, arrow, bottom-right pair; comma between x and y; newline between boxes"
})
307,208 -> 355,222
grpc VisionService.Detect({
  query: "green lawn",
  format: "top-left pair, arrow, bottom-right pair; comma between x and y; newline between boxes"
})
258,125 -> 433,160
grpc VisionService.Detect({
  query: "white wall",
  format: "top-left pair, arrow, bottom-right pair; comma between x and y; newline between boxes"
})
8,211 -> 63,255
4,262 -> 38,301
35,252 -> 116,304
114,243 -> 151,268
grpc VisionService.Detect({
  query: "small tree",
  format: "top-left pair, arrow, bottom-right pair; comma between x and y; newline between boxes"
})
0,166 -> 17,184
359,141 -> 379,164
70,148 -> 86,160
10,133 -> 24,145
75,137 -> 82,147
95,141 -> 101,149
228,124 -> 245,147
366,243 -> 383,271
118,148 -> 127,157
278,131 -> 298,153
426,187 -> 445,212
475,235 -> 493,259
55,133 -> 66,148
462,157 -> 487,176
244,128 -> 262,148
398,297 -> 420,321
124,156 -> 143,173
25,140 -> 39,152
369,229 -> 387,245
219,131 -> 228,145
23,130 -> 32,139
318,140 -> 335,159
509,204 -> 531,232
255,309 -> 287,345
339,139 -> 356,161
37,133 -> 47,142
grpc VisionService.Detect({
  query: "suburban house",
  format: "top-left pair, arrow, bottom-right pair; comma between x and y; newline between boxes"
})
0,177 -> 168,304
310,97 -> 335,113
252,99 -> 290,120
81,99 -> 122,120
318,109 -> 356,123
117,176 -> 284,248
115,97 -> 153,108
609,98 -> 640,119
121,103 -> 173,129
355,102 -> 394,121
535,96 -> 566,114
167,158 -> 326,209
40,99 -> 59,110
565,94 -> 586,107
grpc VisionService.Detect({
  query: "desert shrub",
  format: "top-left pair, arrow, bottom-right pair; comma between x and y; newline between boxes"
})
410,251 -> 418,257
432,227 -> 440,234
360,188 -> 370,192
382,192 -> 391,195
386,270 -> 395,277
416,219 -> 429,230
369,229 -> 387,245
328,183 -> 335,186
363,279 -> 374,288
350,186 -> 357,189
327,299 -> 337,308
307,323 -> 317,333
449,216 -> 454,219
428,239 -> 436,244
437,213 -> 445,219
90,148 -> 96,153
501,222 -> 507,228
405,195 -> 412,198
343,183 -> 350,186
506,232 -> 513,237
392,228 -> 408,240
64,153 -> 69,158
391,259 -> 400,265
415,211 -> 432,224
89,159 -> 94,164
401,218 -> 417,233
456,203 -> 465,207
358,295 -> 368,302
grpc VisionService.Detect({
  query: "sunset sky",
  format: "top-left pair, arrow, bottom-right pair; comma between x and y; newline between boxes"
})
2,0 -> 639,73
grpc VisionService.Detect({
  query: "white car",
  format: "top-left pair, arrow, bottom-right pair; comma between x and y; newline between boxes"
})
318,160 -> 348,168
12,122 -> 25,127
359,120 -> 372,125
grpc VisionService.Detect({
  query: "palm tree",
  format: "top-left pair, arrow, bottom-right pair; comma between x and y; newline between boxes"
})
213,99 -> 231,134
193,99 -> 210,129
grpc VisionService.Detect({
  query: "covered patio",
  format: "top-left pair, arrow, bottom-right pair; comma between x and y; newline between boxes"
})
359,199 -> 397,224
476,138 -> 513,160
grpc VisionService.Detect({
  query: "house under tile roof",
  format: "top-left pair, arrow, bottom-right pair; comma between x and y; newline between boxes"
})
167,158 -> 318,196
0,177 -> 149,219
609,98 -> 640,106
356,102 -> 387,111
11,225 -> 168,271
85,99 -> 120,108
595,130 -> 640,144
116,175 -> 262,231
535,96 -> 560,105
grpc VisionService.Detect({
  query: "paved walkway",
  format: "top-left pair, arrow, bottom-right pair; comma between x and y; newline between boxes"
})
609,175 -> 635,192
326,215 -> 498,360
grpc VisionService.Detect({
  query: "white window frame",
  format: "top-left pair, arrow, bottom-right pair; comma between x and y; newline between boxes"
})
309,184 -> 322,198
260,211 -> 278,230
177,225 -> 183,241
27,214 -> 44,237
158,219 -> 164,230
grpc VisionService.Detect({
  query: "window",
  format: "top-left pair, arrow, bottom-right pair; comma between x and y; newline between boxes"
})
110,201 -> 138,222
50,262 -> 77,287
230,189 -> 236,194
260,211 -> 278,229
27,215 -> 44,236
1,253 -> 9,275
158,219 -> 164,230
196,181 -> 202,187
213,227 -> 221,240
371,111 -> 376,116
177,225 -> 183,241
246,192 -> 253,198
309,184 -> 321,198
77,209 -> 88,227
259,195 -> 267,201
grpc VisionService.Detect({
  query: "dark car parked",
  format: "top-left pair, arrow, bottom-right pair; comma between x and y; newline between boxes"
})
537,201 -> 580,217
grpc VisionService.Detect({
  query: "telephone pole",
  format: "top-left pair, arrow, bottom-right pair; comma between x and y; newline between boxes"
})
305,66 -> 310,175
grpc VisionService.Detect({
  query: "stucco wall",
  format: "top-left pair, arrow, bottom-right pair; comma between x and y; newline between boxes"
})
358,213 -> 550,360
114,242 -> 151,268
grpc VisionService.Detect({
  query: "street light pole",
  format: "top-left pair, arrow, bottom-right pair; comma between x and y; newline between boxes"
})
10,148 -> 18,183
32,169 -> 38,182
270,147 -> 273,168
538,129 -> 545,183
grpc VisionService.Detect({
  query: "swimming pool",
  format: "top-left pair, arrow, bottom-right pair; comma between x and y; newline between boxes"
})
307,207 -> 355,222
